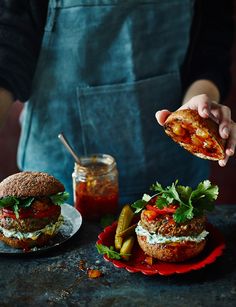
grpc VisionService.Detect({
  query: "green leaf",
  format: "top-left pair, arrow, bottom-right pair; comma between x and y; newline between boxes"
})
21,197 -> 35,208
149,180 -> 218,223
174,206 -> 193,223
0,196 -> 18,208
155,196 -> 169,209
131,199 -> 147,214
150,182 -> 164,193
176,185 -> 192,202
50,192 -> 70,205
191,180 -> 218,202
96,244 -> 122,260
13,203 -> 20,219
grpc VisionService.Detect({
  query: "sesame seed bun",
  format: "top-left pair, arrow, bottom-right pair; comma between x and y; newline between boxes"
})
164,109 -> 225,160
0,172 -> 65,198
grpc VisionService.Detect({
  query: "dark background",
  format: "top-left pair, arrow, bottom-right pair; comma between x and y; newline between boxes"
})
0,11 -> 235,204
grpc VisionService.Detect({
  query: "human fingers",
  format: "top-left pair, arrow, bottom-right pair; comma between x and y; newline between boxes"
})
155,110 -> 171,126
179,94 -> 211,118
218,120 -> 236,167
215,105 -> 232,139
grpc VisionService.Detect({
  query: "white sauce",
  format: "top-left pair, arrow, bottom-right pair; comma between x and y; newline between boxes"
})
135,223 -> 209,245
0,215 -> 64,241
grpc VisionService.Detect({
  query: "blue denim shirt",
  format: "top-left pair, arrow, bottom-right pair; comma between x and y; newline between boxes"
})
18,0 -> 209,204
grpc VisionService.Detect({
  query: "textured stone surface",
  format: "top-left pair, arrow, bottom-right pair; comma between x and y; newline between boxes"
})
0,205 -> 236,307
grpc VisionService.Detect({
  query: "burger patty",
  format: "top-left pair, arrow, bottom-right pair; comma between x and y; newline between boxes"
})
0,214 -> 60,232
0,198 -> 61,232
140,210 -> 206,237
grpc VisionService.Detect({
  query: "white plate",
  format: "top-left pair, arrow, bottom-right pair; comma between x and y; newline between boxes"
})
0,203 -> 82,255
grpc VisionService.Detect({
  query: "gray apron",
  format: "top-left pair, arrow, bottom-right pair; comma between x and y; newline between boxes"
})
18,0 -> 209,204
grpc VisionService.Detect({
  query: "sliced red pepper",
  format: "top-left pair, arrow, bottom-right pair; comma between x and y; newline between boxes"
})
1,205 -> 60,220
143,209 -> 158,220
146,204 -> 177,214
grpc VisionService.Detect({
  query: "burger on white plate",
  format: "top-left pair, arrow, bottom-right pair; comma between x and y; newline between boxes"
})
132,180 -> 218,262
0,171 -> 69,250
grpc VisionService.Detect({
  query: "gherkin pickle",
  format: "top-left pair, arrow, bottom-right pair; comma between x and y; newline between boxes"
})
120,236 -> 135,261
114,204 -> 134,250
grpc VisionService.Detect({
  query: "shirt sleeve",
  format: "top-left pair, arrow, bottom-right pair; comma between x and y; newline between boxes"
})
0,0 -> 48,102
182,0 -> 234,101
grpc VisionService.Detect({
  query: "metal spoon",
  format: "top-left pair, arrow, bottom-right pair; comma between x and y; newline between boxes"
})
58,132 -> 82,165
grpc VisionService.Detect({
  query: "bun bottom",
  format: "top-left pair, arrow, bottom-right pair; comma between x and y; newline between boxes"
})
137,235 -> 206,262
0,232 -> 57,250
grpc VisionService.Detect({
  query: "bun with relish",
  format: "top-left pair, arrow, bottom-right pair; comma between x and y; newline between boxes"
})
163,109 -> 225,160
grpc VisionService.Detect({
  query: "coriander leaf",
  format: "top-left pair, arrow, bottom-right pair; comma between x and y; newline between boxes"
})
155,196 -> 169,208
191,180 -> 219,202
169,181 -> 181,202
96,244 -> 122,260
176,185 -> 192,202
131,199 -> 147,213
150,182 -> 164,193
50,192 -> 70,205
21,197 -> 34,208
0,196 -> 18,208
174,206 -> 193,223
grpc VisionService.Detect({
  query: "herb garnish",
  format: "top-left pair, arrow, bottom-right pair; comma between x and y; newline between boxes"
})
96,244 -> 130,260
131,180 -> 218,223
50,192 -> 70,205
0,191 -> 69,218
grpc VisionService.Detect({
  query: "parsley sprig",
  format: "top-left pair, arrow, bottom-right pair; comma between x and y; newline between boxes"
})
96,244 -> 130,260
131,180 -> 218,223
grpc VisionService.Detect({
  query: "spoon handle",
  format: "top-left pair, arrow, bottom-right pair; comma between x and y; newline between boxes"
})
58,133 -> 81,165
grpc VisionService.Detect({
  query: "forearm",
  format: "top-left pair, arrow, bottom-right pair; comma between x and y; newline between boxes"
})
182,79 -> 220,104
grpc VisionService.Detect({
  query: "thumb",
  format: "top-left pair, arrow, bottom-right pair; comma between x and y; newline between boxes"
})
155,110 -> 171,126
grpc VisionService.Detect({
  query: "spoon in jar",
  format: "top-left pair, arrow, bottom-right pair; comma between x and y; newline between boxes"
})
58,132 -> 82,166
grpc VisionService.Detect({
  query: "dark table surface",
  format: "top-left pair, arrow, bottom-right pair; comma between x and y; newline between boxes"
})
0,204 -> 235,307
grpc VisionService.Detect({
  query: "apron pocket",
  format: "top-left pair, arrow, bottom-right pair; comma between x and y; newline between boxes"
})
76,72 -> 182,196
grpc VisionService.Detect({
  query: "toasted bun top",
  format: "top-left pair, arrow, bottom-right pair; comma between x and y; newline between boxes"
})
0,172 -> 65,198
164,109 -> 225,160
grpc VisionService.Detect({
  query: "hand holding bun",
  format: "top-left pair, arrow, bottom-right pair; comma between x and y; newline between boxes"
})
156,94 -> 236,166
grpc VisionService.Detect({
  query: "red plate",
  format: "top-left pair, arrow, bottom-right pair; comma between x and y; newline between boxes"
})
97,222 -> 226,276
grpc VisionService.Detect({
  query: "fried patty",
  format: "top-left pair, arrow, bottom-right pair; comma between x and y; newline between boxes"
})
140,210 -> 206,237
0,198 -> 61,232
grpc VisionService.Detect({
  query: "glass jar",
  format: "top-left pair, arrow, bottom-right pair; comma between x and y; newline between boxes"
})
72,154 -> 119,221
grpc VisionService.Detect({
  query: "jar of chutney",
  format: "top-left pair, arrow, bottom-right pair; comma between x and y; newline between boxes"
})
72,154 -> 119,221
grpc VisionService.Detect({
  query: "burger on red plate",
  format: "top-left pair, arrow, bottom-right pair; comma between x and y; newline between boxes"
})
132,180 -> 218,262
0,171 -> 69,250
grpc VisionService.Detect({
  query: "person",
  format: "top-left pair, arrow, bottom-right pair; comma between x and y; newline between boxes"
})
0,0 -> 235,205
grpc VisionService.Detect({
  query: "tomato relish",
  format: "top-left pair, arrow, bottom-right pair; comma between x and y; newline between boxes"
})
74,181 -> 118,221
72,154 -> 119,221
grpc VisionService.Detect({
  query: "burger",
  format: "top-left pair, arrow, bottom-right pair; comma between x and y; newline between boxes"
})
163,109 -> 225,161
0,171 -> 69,250
132,180 -> 218,262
